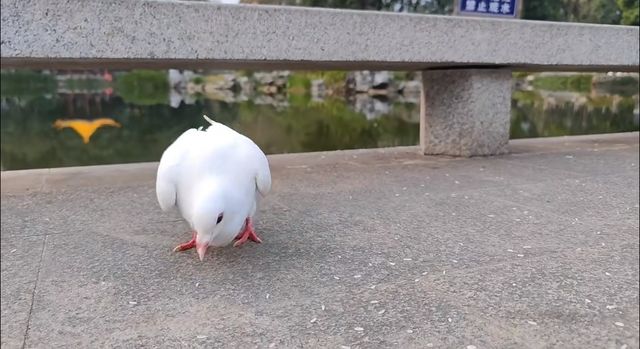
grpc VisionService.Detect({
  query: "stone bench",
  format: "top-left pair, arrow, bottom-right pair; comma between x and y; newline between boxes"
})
1,0 -> 638,156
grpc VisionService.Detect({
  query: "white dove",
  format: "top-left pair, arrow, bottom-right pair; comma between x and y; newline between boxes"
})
156,115 -> 272,261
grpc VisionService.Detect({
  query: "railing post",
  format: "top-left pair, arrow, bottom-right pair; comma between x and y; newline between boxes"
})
420,69 -> 512,156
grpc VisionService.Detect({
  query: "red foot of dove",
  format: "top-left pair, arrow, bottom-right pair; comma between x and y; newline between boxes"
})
156,115 -> 272,261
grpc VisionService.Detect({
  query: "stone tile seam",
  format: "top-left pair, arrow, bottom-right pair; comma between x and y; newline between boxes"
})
21,234 -> 47,349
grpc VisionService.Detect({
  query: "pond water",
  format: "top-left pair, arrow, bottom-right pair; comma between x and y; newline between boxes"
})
1,69 -> 638,171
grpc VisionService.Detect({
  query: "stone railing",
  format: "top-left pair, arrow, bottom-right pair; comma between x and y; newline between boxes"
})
1,0 -> 638,156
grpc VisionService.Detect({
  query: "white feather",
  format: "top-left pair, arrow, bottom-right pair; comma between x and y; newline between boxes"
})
156,115 -> 272,247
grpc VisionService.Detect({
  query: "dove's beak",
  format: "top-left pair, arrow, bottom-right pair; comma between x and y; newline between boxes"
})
196,242 -> 208,261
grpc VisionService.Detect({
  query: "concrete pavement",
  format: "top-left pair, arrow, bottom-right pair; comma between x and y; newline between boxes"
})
1,133 -> 639,348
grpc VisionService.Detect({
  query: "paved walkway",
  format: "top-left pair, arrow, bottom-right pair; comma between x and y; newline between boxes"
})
1,133 -> 639,349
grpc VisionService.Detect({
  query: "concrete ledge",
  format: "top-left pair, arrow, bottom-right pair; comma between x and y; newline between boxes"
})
1,0 -> 638,71
1,133 -> 638,194
0,146 -> 425,194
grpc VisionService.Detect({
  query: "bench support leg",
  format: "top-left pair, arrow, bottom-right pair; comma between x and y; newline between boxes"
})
420,69 -> 512,156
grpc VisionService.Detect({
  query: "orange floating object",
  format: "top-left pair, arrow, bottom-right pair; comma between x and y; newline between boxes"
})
53,118 -> 121,144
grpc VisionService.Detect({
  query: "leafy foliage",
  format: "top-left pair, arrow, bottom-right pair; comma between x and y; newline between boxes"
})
114,70 -> 169,106
618,0 -> 640,25
0,70 -> 57,99
530,75 -> 593,92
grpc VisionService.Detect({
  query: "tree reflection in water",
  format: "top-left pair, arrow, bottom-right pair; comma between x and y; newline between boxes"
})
0,70 -> 637,171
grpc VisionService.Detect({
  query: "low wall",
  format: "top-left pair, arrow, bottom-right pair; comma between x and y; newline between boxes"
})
1,0 -> 638,71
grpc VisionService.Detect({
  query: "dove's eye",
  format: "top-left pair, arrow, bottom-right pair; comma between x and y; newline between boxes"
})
216,213 -> 224,224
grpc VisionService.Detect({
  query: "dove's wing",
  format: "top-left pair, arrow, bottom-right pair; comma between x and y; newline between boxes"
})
156,129 -> 199,211
202,117 -> 271,197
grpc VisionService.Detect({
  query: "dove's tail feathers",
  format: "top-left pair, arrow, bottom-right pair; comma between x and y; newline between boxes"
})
203,114 -> 216,125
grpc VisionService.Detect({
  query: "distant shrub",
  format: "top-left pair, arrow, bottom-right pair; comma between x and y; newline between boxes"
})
531,74 -> 593,92
191,76 -> 205,85
115,70 -> 169,106
0,70 -> 57,98
287,74 -> 311,92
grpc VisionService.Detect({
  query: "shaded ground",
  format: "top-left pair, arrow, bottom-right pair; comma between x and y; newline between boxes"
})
1,133 -> 639,349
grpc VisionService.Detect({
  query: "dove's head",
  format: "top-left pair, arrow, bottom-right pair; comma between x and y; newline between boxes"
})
191,184 -> 228,261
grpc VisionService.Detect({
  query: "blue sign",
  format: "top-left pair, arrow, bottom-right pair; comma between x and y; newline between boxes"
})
459,0 -> 518,17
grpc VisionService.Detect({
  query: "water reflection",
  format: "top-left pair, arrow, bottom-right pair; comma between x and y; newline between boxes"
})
0,69 -> 637,171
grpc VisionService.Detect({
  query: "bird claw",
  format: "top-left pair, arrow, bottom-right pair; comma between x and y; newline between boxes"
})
173,232 -> 196,252
233,218 -> 262,247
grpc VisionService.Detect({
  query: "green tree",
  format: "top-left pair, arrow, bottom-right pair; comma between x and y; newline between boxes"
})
0,70 -> 57,100
114,70 -> 169,106
618,0 -> 640,25
522,0 -> 565,21
522,0 -> 623,24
